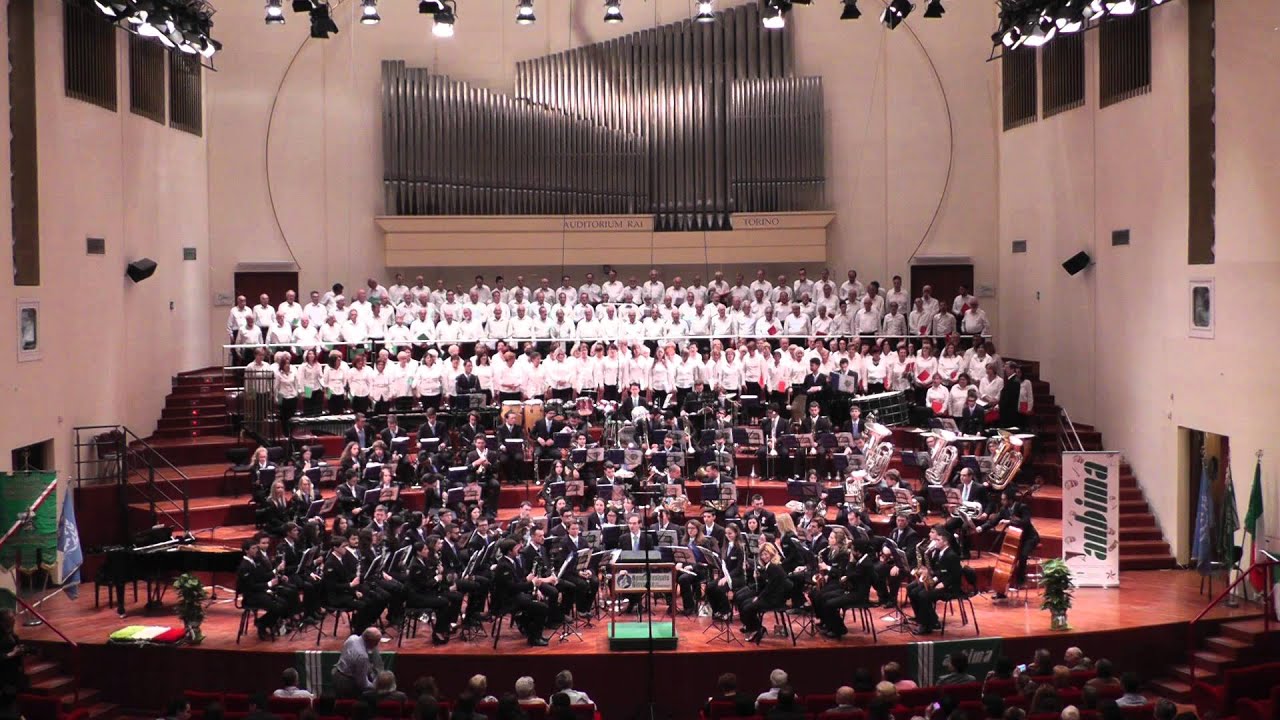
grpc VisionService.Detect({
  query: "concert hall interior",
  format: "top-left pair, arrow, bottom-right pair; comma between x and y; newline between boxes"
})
1,0 -> 1279,719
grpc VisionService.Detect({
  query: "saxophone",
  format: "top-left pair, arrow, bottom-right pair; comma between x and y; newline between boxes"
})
914,540 -> 933,584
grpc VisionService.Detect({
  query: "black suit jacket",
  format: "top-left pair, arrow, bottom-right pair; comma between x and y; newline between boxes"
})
799,415 -> 833,435
959,404 -> 984,434
531,419 -> 564,442
457,422 -> 484,446
618,394 -> 648,421
379,426 -> 409,449
344,426 -> 372,449
619,532 -> 652,551
956,481 -> 988,509
888,526 -> 920,557
456,373 -> 482,395
931,546 -> 964,595
760,416 -> 786,442
496,423 -> 525,456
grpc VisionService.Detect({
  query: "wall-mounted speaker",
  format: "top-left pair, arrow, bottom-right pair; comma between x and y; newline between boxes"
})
126,258 -> 158,283
1061,251 -> 1091,276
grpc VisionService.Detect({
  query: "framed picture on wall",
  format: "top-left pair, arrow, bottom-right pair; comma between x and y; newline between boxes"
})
17,299 -> 40,362
1189,278 -> 1214,339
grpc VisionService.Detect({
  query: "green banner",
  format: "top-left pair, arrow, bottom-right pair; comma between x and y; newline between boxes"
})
0,471 -> 57,570
295,650 -> 398,696
908,636 -> 1004,686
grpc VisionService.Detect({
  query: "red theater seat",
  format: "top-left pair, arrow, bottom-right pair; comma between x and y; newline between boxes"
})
1192,662 -> 1280,716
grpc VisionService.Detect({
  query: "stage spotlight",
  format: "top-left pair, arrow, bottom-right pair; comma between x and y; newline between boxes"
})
310,5 -> 339,37
516,0 -> 535,25
93,1 -> 131,17
360,0 -> 380,24
839,1 -> 860,20
604,0 -> 623,23
923,0 -> 944,18
1052,0 -> 1091,32
265,0 -> 285,24
880,0 -> 914,29
695,1 -> 715,23
419,0 -> 445,13
761,1 -> 787,29
292,0 -> 314,12
432,3 -> 456,37
1020,11 -> 1057,47
1090,0 -> 1137,16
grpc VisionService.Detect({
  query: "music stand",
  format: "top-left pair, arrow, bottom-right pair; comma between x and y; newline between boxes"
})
879,540 -> 914,634
584,529 -> 603,550
787,480 -> 820,502
605,449 -> 626,467
554,433 -> 572,449
444,487 -> 466,508
362,464 -> 384,483
420,437 -> 442,452
926,485 -> 949,514
601,524 -> 622,549
570,448 -> 587,465
546,481 -> 567,499
824,485 -> 846,506
447,466 -> 469,487
361,488 -> 384,505
655,529 -> 678,547
305,496 -> 337,519
698,482 -> 721,504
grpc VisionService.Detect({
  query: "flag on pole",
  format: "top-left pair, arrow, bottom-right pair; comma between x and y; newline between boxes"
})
1244,456 -> 1267,592
1218,462 -> 1240,567
1192,464 -> 1216,573
56,490 -> 82,599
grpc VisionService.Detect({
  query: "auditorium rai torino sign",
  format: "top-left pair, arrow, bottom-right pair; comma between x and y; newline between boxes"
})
375,211 -> 834,267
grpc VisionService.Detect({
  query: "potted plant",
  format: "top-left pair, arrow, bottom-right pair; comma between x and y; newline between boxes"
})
1040,559 -> 1075,630
172,573 -> 208,644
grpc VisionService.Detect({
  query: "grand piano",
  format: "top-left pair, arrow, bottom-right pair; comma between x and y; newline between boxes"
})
100,533 -> 241,616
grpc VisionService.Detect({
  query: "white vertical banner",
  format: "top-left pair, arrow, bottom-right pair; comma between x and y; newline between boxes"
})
1062,451 -> 1122,588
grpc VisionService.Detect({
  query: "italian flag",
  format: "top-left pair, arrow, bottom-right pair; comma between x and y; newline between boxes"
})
1244,458 -> 1268,592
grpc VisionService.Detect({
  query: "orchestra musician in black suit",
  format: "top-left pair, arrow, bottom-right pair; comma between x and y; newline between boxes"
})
742,495 -> 776,531
378,415 -> 410,452
756,406 -> 790,480
519,527 -> 564,626
343,413 -> 373,450
844,404 -> 866,437
676,519 -> 720,616
455,361 -> 482,396
456,412 -> 485,450
335,471 -> 367,519
405,539 -> 462,644
237,534 -> 289,641
491,538 -> 552,646
618,383 -> 649,423
321,535 -> 381,633
555,520 -> 599,615
465,436 -> 500,511
496,412 -> 528,484
530,410 -> 566,476
618,514 -> 652,551
958,391 -> 985,435
739,541 -> 789,644
907,526 -> 964,635
801,358 -> 829,414
705,522 -> 747,621
441,524 -> 489,627
945,467 -> 990,559
880,513 -> 920,600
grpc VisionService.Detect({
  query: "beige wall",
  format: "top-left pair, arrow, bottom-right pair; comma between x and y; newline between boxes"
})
0,4 -> 211,475
997,2 -> 1280,560
205,0 -> 1001,360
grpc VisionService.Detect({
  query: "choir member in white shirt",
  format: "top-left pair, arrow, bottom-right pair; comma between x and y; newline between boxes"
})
278,290 -> 303,327
861,347 -> 890,394
470,274 -> 492,302
840,269 -> 863,304
949,374 -> 974,417
817,283 -> 840,317
274,352 -> 303,434
365,303 -> 389,344
383,316 -> 412,355
550,309 -> 576,340
599,345 -> 624,400
912,344 -> 940,404
227,295 -> 253,345
977,365 -> 1004,406
387,273 -> 410,305
710,305 -> 736,339
601,270 -> 624,303
708,271 -> 731,305
963,343 -> 993,379
714,347 -> 745,394
749,269 -> 773,299
885,276 -> 909,318
413,352 -> 447,409
235,318 -> 265,364
363,277 -> 389,304
495,352 -> 527,402
303,291 -> 328,328
321,350 -> 349,413
321,282 -> 345,310
344,353 -> 375,414
473,352 -> 495,401
687,303 -> 712,339
340,308 -> 368,350
783,305 -> 811,338
792,267 -> 815,301
369,356 -> 397,414
253,294 -> 276,330
576,306 -> 602,342
728,274 -> 752,304
544,347 -> 575,401
854,297 -> 881,337
951,285 -> 975,315
810,305 -> 834,337
299,349 -> 325,415
880,301 -> 908,337
961,299 -> 990,335
863,282 -> 886,315
508,306 -> 535,340
266,312 -> 293,349
754,307 -> 783,338
937,344 -> 963,384
578,272 -> 602,304
348,288 -> 374,323
908,298 -> 935,338
642,269 -> 665,304
388,351 -> 417,411
924,374 -> 951,417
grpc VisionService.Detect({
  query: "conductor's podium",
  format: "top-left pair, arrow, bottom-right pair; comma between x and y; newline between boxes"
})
607,550 -> 679,651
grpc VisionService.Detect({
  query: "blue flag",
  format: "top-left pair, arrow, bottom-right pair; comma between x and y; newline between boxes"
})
57,490 -> 82,599
1192,465 -> 1215,574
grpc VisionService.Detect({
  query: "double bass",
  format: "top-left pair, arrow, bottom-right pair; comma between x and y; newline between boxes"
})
989,525 -> 1024,597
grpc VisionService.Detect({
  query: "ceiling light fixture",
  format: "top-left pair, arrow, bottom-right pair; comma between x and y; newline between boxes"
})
761,0 -> 787,29
695,1 -> 715,23
433,1 -> 456,36
604,0 -> 623,23
309,4 -> 339,37
360,0 -> 380,24
516,0 -> 535,25
419,0 -> 444,14
265,0 -> 285,24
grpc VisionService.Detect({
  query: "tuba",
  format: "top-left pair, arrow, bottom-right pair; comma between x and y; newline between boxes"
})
986,432 -> 1026,491
924,430 -> 959,487
862,420 -> 892,454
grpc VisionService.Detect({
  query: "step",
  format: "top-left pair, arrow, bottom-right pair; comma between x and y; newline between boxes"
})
1120,499 -> 1153,514
174,373 -> 227,387
131,436 -> 250,466
1120,540 -> 1171,556
156,415 -> 231,431
1119,554 -> 1179,571
167,385 -> 227,400
60,688 -> 102,710
24,661 -> 61,684
86,701 -> 121,720
1169,663 -> 1216,685
1120,513 -> 1160,527
1219,618 -> 1280,644
1190,650 -> 1237,675
1203,635 -> 1254,661
153,425 -> 234,439
1119,527 -> 1165,542
161,405 -> 228,420
29,676 -> 75,696
1148,678 -> 1192,703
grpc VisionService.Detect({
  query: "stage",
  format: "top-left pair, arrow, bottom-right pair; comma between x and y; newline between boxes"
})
21,569 -> 1262,717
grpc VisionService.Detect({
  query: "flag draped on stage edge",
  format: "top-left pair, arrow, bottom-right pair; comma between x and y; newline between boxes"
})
57,489 -> 82,599
1192,464 -> 1215,574
1244,456 -> 1267,592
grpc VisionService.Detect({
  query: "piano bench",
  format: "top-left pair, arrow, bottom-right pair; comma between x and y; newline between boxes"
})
93,577 -> 139,610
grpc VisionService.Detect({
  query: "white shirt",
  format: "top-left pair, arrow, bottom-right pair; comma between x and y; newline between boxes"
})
881,312 -> 907,336
265,324 -> 293,345
949,384 -> 972,416
388,283 -> 410,305
962,309 -> 991,335
414,362 -> 447,396
839,279 -> 864,302
925,384 -> 950,413
303,302 -> 329,328
977,375 -> 1004,404
885,289 -> 910,315
642,280 -> 665,304
932,311 -> 957,337
782,312 -> 810,335
252,303 -> 276,329
854,308 -> 881,334
227,306 -> 253,335
601,280 -> 625,302
346,364 -> 375,397
952,294 -> 976,314
274,367 -> 302,399
278,301 -> 303,326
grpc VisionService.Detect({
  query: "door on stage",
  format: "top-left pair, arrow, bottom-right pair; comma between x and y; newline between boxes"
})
234,271 -> 299,307
909,264 -> 974,309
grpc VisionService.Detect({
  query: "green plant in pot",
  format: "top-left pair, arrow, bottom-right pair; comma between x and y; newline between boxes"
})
1039,558 -> 1075,630
173,573 -> 208,644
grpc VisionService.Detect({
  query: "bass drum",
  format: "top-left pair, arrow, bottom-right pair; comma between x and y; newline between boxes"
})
500,400 -> 524,426
523,399 -> 545,431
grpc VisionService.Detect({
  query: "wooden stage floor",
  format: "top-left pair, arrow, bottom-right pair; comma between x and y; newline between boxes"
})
20,569 -> 1263,717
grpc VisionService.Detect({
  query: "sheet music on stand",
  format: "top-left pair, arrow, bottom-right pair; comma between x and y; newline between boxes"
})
584,529 -> 603,550
744,533 -> 761,558
565,479 -> 585,498
655,529 -> 678,547
670,546 -> 697,574
556,553 -> 576,579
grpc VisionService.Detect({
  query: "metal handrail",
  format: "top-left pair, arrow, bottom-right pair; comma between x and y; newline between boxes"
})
0,480 -> 79,702
71,424 -> 191,535
1188,558 -> 1277,677
1058,406 -> 1084,452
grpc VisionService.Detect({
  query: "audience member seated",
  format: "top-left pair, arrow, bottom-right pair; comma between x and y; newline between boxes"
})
1085,661 -> 1122,692
1031,686 -> 1064,715
1003,709 -> 1027,720
706,672 -> 756,718
1051,667 -> 1073,689
982,694 -> 1006,720
514,677 -> 547,708
245,693 -> 279,720
547,693 -> 574,720
1153,700 -> 1177,720
766,687 -> 805,720
361,671 -> 409,706
820,687 -> 859,716
1115,674 -> 1145,707
853,669 -> 877,693
867,698 -> 894,720
938,652 -> 977,686
1060,706 -> 1080,720
164,698 -> 193,720
875,682 -> 900,707
494,694 -> 525,720
273,668 -> 314,699
757,669 -> 789,711
1064,648 -> 1094,672
467,675 -> 499,704
451,692 -> 483,720
883,662 -> 917,690
1029,649 -> 1056,677
552,671 -> 592,706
